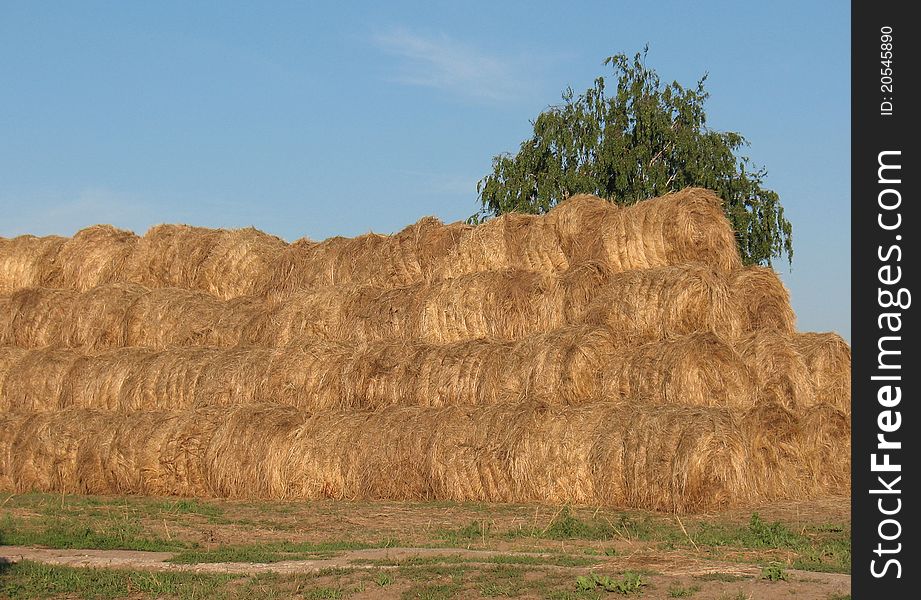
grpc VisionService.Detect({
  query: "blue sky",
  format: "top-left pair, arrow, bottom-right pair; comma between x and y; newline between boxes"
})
0,1 -> 850,338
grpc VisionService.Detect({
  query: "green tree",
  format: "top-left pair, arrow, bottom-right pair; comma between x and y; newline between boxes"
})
474,49 -> 792,266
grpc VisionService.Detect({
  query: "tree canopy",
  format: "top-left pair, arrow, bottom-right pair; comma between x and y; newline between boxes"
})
474,49 -> 792,266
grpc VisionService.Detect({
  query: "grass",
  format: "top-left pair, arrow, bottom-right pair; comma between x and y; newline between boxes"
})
667,584 -> 701,597
0,512 -> 191,552
0,560 -> 237,600
0,491 -> 851,600
374,570 -> 395,587
575,572 -> 647,594
759,564 -> 788,582
476,564 -> 526,597
437,509 -> 850,575
692,514 -> 850,574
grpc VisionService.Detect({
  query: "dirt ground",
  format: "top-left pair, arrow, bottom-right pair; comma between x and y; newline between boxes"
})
0,493 -> 851,599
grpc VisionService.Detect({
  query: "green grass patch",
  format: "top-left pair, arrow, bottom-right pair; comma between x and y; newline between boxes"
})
146,498 -> 226,520
760,563 -> 788,582
575,572 -> 647,594
0,513 -> 191,552
691,514 -> 850,574
667,584 -> 701,597
0,560 -> 237,599
476,564 -> 526,597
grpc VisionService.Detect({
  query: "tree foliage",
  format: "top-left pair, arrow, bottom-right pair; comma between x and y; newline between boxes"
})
475,49 -> 792,266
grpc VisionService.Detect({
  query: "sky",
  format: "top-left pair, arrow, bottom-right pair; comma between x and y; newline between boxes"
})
0,1 -> 850,338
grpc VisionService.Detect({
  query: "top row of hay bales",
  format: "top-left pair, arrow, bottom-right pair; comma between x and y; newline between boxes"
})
0,188 -> 741,299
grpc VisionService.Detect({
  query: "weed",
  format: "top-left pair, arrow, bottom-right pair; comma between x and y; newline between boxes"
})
668,584 -> 700,597
576,572 -> 647,594
375,570 -> 395,587
760,563 -> 788,582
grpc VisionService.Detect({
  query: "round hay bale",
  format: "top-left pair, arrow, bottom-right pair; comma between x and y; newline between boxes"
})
125,224 -> 222,290
55,225 -> 138,290
793,332 -> 851,415
123,288 -> 229,349
741,402 -> 808,500
582,263 -> 742,340
548,194 -> 612,265
797,403 -> 851,495
0,287 -> 78,348
600,188 -> 741,273
198,227 -> 286,299
730,266 -> 796,334
253,237 -> 318,302
734,332 -> 816,410
0,234 -> 66,293
62,283 -> 147,350
0,349 -> 81,411
603,332 -> 755,408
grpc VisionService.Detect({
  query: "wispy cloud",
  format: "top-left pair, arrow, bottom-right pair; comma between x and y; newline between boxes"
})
0,188 -> 159,237
372,29 -> 532,103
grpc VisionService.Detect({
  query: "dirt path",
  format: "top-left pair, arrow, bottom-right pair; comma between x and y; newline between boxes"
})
0,544 -> 844,582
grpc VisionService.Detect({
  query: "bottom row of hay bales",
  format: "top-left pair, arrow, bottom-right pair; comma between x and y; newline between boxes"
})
0,401 -> 849,512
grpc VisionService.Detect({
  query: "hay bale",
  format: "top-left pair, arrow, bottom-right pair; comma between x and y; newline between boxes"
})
740,402 -> 807,500
125,224 -> 285,299
793,332 -> 851,415
0,347 -> 27,402
582,263 -> 742,341
434,212 -> 570,279
734,332 -> 816,410
3,261 -> 746,349
54,225 -> 138,290
61,284 -> 148,350
0,287 -> 79,348
0,234 -> 66,293
123,287 -> 242,349
596,188 -> 741,273
548,194 -> 611,265
198,227 -> 287,299
0,402 -> 783,512
603,332 -> 755,408
0,325 -> 758,412
796,403 -> 851,495
0,349 -> 81,411
742,401 -> 851,500
730,266 -> 796,334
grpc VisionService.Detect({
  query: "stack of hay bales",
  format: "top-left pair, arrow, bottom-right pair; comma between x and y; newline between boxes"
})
0,188 -> 850,512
